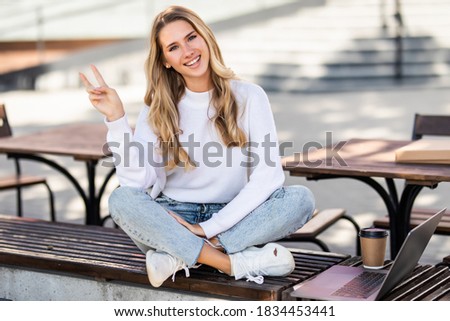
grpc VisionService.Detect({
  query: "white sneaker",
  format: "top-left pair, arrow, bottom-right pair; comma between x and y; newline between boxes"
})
229,243 -> 295,284
145,250 -> 189,288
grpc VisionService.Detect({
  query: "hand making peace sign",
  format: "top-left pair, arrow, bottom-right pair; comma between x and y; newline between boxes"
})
79,65 -> 125,122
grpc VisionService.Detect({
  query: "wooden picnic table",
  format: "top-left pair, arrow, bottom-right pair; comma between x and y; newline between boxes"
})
283,138 -> 450,259
0,123 -> 114,225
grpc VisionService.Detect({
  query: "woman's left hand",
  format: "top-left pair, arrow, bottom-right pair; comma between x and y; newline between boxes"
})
168,211 -> 206,237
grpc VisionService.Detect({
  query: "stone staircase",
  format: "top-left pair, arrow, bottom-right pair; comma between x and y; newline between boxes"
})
217,0 -> 450,92
1,0 -> 450,92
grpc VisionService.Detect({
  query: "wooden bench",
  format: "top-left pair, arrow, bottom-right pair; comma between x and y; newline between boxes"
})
281,208 -> 360,255
2,215 -> 448,301
373,208 -> 450,235
0,214 -> 350,301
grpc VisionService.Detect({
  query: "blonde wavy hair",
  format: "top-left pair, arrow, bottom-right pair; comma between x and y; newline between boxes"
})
144,6 -> 247,170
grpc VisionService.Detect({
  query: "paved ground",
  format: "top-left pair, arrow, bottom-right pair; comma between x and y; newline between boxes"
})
1,84 -> 449,265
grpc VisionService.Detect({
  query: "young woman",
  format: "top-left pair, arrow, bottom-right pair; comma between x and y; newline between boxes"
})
80,5 -> 314,287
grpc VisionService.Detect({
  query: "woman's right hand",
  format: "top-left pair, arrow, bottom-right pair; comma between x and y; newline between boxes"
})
79,65 -> 125,122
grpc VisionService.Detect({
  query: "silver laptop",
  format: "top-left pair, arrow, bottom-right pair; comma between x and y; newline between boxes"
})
291,208 -> 446,301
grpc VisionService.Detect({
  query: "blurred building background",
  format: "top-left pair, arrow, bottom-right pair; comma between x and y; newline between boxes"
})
1,0 -> 450,263
2,0 -> 450,92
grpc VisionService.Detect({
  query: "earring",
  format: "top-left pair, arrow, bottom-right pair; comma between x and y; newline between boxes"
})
165,64 -> 171,69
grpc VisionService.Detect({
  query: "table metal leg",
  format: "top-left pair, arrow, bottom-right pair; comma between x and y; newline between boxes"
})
307,174 -> 423,258
84,162 -> 116,225
9,153 -> 88,207
396,185 -> 424,242
308,175 -> 441,258
385,178 -> 399,211
8,153 -> 115,226
85,160 -> 99,225
350,177 -> 401,257
98,168 -> 116,204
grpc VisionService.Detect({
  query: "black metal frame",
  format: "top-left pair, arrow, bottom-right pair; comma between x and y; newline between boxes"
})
287,214 -> 361,255
1,104 -> 56,221
8,152 -> 115,225
11,156 -> 56,221
306,174 -> 436,259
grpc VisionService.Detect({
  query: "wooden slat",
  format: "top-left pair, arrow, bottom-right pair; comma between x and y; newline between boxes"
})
0,218 -> 134,244
0,124 -> 109,161
286,208 -> 346,239
413,114 -> 450,139
0,175 -> 47,190
373,208 -> 450,235
414,273 -> 450,301
0,215 -> 350,301
443,255 -> 450,265
385,267 -> 450,301
0,240 -> 145,268
337,256 -> 450,301
0,221 -> 136,249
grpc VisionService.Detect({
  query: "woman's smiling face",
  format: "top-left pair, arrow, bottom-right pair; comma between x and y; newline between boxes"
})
159,19 -> 212,92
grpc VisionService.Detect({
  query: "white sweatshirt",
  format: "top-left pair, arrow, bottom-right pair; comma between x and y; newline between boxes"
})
105,79 -> 285,238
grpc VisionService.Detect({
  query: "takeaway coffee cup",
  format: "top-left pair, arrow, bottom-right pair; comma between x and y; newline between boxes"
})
359,228 -> 388,269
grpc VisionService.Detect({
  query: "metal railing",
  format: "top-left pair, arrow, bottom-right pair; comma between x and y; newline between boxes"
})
380,0 -> 404,81
394,0 -> 404,80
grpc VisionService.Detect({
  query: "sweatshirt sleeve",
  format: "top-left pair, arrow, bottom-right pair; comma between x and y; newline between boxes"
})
105,106 -> 158,189
199,84 -> 285,238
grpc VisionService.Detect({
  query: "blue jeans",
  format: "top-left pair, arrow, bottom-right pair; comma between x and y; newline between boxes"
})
109,185 -> 315,267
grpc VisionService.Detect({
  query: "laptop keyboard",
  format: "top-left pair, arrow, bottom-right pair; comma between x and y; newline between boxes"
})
331,271 -> 386,299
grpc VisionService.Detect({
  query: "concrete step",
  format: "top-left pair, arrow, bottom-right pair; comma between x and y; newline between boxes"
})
224,49 -> 450,65
234,62 -> 449,80
219,36 -> 444,52
214,0 -> 450,92
254,74 -> 450,93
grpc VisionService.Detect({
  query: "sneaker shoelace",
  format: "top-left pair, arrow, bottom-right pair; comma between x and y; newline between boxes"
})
169,256 -> 202,283
245,274 -> 264,284
234,251 -> 264,284
171,265 -> 190,282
